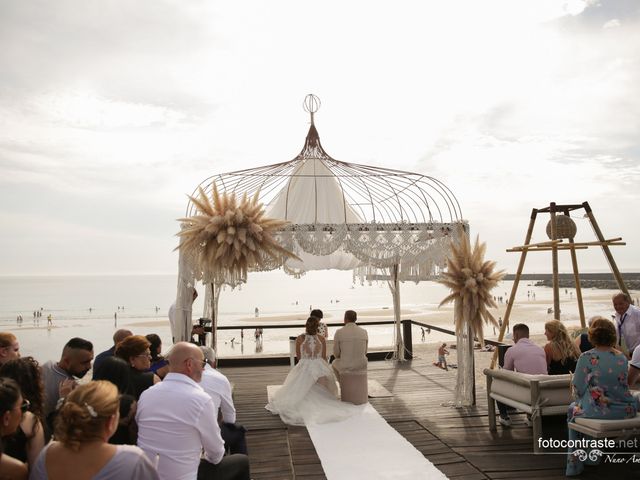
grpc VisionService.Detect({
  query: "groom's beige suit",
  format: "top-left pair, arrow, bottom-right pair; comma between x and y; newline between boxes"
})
332,322 -> 368,379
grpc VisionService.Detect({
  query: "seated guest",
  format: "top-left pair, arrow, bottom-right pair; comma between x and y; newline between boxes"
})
146,334 -> 169,379
544,320 -> 580,374
0,378 -> 28,480
566,318 -> 639,476
92,329 -> 132,378
332,310 -> 368,381
310,309 -> 328,339
0,333 -> 20,365
573,317 -> 596,353
42,338 -> 94,422
498,323 -> 547,427
0,357 -> 46,466
92,356 -> 138,445
115,335 -> 160,400
199,346 -> 247,455
30,381 -> 158,479
137,342 -> 250,480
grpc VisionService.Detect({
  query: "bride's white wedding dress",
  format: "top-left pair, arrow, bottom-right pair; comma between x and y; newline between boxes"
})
266,334 -> 363,426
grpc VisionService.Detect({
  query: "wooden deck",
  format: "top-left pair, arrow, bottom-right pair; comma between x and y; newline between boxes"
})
223,356 -> 640,479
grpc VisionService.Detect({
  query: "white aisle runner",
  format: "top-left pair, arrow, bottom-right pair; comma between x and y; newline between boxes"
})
306,404 -> 449,480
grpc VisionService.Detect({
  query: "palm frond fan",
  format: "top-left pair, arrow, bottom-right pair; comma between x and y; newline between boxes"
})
438,233 -> 505,344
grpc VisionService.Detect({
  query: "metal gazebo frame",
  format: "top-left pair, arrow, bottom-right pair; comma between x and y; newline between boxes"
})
175,95 -> 468,360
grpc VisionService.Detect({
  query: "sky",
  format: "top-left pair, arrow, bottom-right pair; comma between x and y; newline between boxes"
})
1,0 -> 639,276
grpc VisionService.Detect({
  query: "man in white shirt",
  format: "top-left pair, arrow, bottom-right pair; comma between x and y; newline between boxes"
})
199,346 -> 247,455
612,292 -> 640,356
136,342 -> 250,480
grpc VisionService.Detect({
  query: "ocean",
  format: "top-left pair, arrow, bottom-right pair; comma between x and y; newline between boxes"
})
0,271 -> 622,363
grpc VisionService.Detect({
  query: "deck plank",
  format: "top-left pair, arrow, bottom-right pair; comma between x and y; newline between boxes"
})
222,356 -> 640,479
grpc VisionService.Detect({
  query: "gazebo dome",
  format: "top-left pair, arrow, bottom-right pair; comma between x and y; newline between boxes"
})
188,95 -> 467,277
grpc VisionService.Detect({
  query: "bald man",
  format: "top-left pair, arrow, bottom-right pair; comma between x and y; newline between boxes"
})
137,343 -> 249,480
92,328 -> 132,378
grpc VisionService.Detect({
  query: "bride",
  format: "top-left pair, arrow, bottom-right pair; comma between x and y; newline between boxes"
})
266,316 -> 363,425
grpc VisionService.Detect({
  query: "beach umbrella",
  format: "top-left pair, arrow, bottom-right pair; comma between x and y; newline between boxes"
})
438,231 -> 504,406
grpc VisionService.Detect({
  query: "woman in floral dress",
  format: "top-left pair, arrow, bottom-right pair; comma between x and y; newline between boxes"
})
566,317 -> 639,476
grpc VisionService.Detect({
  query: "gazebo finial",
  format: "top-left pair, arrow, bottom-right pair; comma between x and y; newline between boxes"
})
303,94 -> 321,125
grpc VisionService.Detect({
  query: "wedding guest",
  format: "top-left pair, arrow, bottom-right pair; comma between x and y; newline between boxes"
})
92,329 -> 132,378
574,317 -> 596,353
566,318 -> 639,476
310,309 -> 328,339
332,310 -> 368,380
115,336 -> 160,400
543,320 -> 580,374
498,323 -> 547,427
0,333 -> 20,365
30,381 -> 158,479
137,342 -> 250,480
42,337 -> 94,420
92,356 -> 138,445
146,334 -> 169,379
0,357 -> 46,466
613,292 -> 640,356
199,346 -> 247,455
0,378 -> 28,480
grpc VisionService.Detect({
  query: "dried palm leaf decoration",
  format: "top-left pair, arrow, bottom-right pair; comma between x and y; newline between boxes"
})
176,185 -> 300,285
438,231 -> 505,344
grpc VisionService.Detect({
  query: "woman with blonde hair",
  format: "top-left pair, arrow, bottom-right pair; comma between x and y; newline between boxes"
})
543,320 -> 580,374
30,381 -> 157,479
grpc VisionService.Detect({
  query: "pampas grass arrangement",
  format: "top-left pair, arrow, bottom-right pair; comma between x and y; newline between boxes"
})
438,232 -> 505,344
176,185 -> 300,285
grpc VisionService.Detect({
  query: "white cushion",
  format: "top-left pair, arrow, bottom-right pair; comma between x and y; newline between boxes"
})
490,373 -> 572,407
574,416 -> 640,432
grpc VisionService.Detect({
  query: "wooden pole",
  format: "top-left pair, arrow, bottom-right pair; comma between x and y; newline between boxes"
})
583,202 -> 631,298
549,203 -> 560,320
568,237 -> 586,329
490,208 -> 538,369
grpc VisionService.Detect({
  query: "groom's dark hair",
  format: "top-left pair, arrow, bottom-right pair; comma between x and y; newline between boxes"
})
344,310 -> 357,323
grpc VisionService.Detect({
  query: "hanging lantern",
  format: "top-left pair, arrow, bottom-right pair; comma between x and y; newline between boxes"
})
546,214 -> 577,239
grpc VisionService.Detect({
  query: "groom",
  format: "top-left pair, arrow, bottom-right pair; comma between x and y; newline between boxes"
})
332,310 -> 368,380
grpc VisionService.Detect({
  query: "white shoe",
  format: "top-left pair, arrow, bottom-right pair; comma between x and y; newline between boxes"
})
499,416 -> 511,427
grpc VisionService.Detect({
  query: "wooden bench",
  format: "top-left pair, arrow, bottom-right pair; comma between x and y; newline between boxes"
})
484,368 -> 572,453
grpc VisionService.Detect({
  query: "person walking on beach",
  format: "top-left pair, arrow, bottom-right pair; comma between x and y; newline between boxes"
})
47,314 -> 53,327
137,342 -> 250,480
421,327 -> 426,342
433,343 -> 449,370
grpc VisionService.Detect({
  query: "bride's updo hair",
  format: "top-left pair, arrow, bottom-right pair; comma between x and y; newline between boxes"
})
306,316 -> 320,335
54,381 -> 119,451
